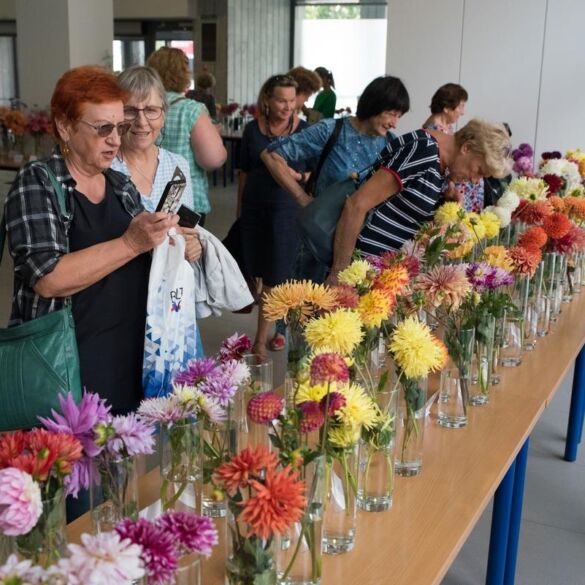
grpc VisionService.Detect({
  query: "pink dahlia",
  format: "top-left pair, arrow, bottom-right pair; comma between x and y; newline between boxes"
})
115,518 -> 177,585
319,391 -> 347,416
414,265 -> 472,311
219,333 -> 252,362
331,284 -> 359,309
297,401 -> 325,433
0,468 -> 42,536
310,353 -> 350,385
247,391 -> 283,424
156,511 -> 218,558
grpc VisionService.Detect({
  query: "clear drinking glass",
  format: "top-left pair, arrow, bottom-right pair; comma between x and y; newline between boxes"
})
438,367 -> 468,428
500,314 -> 523,367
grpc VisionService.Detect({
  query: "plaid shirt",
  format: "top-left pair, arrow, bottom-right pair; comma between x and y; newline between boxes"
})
162,91 -> 210,214
4,149 -> 144,326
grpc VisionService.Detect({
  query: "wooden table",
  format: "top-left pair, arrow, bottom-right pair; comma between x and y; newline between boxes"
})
67,292 -> 585,585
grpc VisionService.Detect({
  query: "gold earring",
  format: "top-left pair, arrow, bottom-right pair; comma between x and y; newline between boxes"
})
61,142 -> 70,157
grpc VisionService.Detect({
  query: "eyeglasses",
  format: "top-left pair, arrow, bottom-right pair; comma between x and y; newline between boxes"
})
79,119 -> 132,137
124,106 -> 164,121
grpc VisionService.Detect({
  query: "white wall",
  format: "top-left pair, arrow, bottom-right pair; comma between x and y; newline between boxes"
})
69,0 -> 114,69
227,0 -> 290,105
536,0 -> 585,154
386,0 -> 585,155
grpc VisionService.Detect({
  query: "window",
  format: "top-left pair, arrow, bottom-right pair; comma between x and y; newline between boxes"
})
293,2 -> 387,112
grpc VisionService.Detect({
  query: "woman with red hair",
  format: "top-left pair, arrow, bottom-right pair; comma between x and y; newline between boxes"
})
3,65 -> 178,414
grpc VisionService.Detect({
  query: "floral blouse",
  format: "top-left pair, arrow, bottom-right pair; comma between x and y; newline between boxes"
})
422,120 -> 485,213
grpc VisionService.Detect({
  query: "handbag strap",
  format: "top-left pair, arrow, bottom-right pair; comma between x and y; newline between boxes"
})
306,117 -> 344,194
0,163 -> 70,266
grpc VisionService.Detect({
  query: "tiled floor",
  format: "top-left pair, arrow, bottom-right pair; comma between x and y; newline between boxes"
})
1,172 -> 584,584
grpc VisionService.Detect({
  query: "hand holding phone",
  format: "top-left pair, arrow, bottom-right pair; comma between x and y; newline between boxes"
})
177,205 -> 202,228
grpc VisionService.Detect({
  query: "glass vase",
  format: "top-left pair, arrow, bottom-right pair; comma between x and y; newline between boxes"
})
357,387 -> 397,511
534,262 -> 551,338
91,455 -> 139,533
395,377 -> 428,476
470,316 -> 495,406
16,491 -> 66,567
201,419 -> 236,518
276,456 -> 325,585
322,444 -> 359,555
491,317 -> 503,385
160,420 -> 200,512
173,552 -> 201,585
240,355 -> 274,452
500,312 -> 523,367
226,510 -> 277,585
438,366 -> 469,428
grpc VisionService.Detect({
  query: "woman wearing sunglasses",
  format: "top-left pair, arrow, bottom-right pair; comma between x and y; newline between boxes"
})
3,65 -> 177,416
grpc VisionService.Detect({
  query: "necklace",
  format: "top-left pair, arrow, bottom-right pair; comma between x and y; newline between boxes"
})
266,115 -> 294,139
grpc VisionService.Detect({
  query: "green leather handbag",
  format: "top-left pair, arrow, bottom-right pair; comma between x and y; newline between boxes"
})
0,165 -> 81,431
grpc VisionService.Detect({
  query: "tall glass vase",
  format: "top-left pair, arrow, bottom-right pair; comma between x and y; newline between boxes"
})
491,317 -> 503,385
284,327 -> 309,410
276,456 -> 325,585
322,445 -> 359,554
395,377 -> 428,475
534,261 -> 551,338
16,491 -> 66,567
226,510 -> 277,585
500,312 -> 523,367
91,455 -> 139,533
470,316 -> 495,406
174,552 -> 201,585
201,418 -> 236,518
357,387 -> 397,511
240,355 -> 274,451
160,420 -> 200,512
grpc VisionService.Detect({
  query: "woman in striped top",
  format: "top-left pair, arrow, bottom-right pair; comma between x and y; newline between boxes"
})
329,119 -> 512,278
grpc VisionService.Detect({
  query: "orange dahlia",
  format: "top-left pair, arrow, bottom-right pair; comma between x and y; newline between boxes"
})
515,199 -> 553,225
565,198 -> 585,222
548,195 -> 566,213
214,446 -> 278,494
542,212 -> 572,240
518,226 -> 548,249
373,264 -> 410,297
331,284 -> 359,309
240,466 -> 307,539
509,245 -> 541,277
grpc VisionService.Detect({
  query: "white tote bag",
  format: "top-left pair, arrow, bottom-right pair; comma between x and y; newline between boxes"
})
143,233 -> 198,398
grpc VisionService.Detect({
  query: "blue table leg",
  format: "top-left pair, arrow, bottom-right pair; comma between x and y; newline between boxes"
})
503,439 -> 530,585
486,460 -> 517,585
565,345 -> 585,461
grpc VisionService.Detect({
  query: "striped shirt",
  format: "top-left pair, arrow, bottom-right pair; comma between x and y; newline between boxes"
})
112,148 -> 194,213
357,130 -> 444,256
161,92 -> 209,214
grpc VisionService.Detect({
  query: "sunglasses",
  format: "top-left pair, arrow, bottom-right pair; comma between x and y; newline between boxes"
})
79,119 -> 132,137
124,106 -> 164,121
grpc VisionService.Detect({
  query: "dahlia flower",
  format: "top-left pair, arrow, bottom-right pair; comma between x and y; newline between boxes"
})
218,333 -> 252,362
214,447 -> 278,495
337,259 -> 372,287
304,309 -> 364,356
0,468 -> 42,536
156,512 -> 218,558
415,265 -> 472,311
247,391 -> 284,424
310,352 -> 350,385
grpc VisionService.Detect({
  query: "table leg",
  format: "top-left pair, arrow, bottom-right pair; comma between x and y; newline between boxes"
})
564,345 -> 585,461
503,439 -> 530,585
486,459 -> 516,585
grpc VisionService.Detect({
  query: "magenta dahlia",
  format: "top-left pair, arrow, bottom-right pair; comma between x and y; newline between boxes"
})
297,401 -> 325,433
247,391 -> 283,424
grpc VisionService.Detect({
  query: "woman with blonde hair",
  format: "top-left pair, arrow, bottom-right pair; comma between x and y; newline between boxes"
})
237,74 -> 310,358
147,46 -> 226,225
330,119 -> 512,278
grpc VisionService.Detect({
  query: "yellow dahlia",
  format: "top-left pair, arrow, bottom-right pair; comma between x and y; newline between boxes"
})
464,212 -> 487,242
389,316 -> 448,379
304,309 -> 364,356
336,382 -> 379,430
337,260 -> 372,288
479,210 -> 501,239
357,289 -> 394,329
447,239 -> 475,260
509,177 -> 549,201
328,424 -> 361,448
482,245 -> 514,271
263,280 -> 338,323
434,202 -> 464,225
294,382 -> 329,405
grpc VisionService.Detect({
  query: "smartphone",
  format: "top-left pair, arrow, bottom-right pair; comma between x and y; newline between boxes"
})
177,205 -> 202,228
155,166 -> 187,214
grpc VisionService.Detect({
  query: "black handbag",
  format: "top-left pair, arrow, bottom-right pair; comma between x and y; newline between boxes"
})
0,165 -> 81,431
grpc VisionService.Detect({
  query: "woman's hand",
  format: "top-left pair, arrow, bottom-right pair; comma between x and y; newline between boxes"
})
444,180 -> 464,204
122,212 -> 179,254
181,227 -> 203,262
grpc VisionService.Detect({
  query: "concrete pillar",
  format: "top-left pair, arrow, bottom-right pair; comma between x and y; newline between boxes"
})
16,0 -> 113,108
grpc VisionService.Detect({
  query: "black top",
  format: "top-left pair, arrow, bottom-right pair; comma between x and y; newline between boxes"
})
69,177 -> 150,413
